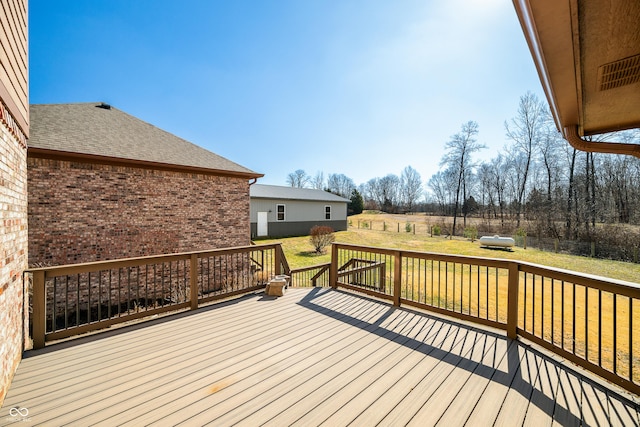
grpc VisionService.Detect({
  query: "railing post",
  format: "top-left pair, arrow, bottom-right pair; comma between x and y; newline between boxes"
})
507,262 -> 519,339
393,251 -> 402,306
330,244 -> 338,289
274,245 -> 282,276
32,270 -> 46,349
190,254 -> 198,310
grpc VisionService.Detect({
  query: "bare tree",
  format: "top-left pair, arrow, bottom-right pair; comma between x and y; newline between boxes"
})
286,169 -> 309,188
505,92 -> 547,227
440,121 -> 484,236
537,113 -> 563,232
310,171 -> 325,190
363,178 -> 383,209
326,173 -> 355,198
428,169 -> 456,215
399,166 -> 423,212
490,155 -> 509,228
379,174 -> 400,212
565,147 -> 578,238
476,163 -> 494,219
363,175 -> 400,212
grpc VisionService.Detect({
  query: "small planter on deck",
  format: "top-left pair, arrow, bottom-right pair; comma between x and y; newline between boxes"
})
265,275 -> 290,297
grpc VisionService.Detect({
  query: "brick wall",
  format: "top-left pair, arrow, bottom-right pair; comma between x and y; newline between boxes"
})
28,158 -> 251,266
0,121 -> 28,405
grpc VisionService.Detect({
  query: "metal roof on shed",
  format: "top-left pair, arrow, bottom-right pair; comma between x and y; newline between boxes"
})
250,184 -> 350,203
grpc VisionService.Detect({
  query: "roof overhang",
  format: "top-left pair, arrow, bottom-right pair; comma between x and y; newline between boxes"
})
28,147 -> 264,180
513,0 -> 640,157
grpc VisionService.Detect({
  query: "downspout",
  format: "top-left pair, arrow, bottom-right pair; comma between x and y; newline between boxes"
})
248,178 -> 259,242
564,126 -> 640,158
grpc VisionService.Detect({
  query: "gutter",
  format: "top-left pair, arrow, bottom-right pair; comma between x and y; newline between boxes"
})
564,126 -> 640,158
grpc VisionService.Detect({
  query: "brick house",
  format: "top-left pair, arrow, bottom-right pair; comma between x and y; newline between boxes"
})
28,103 -> 262,267
0,0 -> 28,406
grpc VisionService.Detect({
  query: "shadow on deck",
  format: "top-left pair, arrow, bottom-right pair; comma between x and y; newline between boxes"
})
2,288 -> 639,426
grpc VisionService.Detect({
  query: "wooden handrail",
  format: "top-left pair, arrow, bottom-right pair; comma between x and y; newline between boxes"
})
28,243 -> 285,348
329,242 -> 640,396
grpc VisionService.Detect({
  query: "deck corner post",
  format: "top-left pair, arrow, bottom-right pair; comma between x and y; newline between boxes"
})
274,245 -> 282,276
507,262 -> 519,339
190,254 -> 199,310
330,244 -> 338,289
32,270 -> 46,349
393,251 -> 402,307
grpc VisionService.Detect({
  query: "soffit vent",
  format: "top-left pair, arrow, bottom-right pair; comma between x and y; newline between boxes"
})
597,54 -> 640,91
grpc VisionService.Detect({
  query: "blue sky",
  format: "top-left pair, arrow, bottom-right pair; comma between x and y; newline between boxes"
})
30,0 -> 545,187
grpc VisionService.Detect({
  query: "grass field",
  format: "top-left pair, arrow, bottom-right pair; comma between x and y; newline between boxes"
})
257,212 -> 640,385
259,212 -> 640,284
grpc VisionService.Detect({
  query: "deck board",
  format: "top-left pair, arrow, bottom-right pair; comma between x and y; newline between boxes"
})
522,350 -> 558,427
302,317 -> 451,426
2,287 -> 639,426
434,335 -> 510,426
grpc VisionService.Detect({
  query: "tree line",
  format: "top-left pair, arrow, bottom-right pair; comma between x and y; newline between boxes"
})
428,92 -> 640,242
286,166 -> 424,216
286,91 -> 640,243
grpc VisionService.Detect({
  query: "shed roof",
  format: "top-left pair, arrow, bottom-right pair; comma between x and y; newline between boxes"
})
250,184 -> 350,203
28,103 -> 262,178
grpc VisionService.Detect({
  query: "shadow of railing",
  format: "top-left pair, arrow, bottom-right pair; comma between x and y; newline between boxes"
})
298,287 -> 640,424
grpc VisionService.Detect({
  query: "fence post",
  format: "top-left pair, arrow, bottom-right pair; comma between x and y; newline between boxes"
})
507,262 -> 519,339
393,251 -> 402,307
32,270 -> 46,349
591,242 -> 596,258
330,244 -> 338,289
413,224 -> 416,235
190,254 -> 199,310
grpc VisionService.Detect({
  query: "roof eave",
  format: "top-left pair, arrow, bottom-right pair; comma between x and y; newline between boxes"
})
513,0 -> 640,158
28,147 -> 264,180
251,196 -> 349,203
512,0 -> 580,137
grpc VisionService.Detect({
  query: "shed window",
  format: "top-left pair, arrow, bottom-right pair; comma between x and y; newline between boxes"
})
325,205 -> 331,220
277,204 -> 285,221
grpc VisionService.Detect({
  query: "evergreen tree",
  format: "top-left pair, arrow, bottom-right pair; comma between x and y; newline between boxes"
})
349,189 -> 364,215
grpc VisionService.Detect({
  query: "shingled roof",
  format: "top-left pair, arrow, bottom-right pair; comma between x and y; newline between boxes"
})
28,103 -> 262,178
250,184 -> 350,203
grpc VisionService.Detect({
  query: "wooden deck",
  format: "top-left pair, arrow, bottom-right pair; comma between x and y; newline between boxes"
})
2,287 -> 639,426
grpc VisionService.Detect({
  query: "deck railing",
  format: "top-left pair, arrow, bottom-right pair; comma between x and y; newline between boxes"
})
28,243 -> 288,349
330,242 -> 640,396
289,263 -> 330,288
27,241 -> 640,395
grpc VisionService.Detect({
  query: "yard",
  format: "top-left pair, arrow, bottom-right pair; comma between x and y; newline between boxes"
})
259,212 -> 640,285
257,213 -> 640,384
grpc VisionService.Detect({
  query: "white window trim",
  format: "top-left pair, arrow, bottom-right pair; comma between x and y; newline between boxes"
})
276,204 -> 286,221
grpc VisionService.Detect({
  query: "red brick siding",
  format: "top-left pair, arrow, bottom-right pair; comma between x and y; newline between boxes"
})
0,123 -> 28,405
27,158 -> 251,266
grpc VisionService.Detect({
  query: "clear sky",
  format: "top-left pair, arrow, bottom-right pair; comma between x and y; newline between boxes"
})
30,0 -> 545,187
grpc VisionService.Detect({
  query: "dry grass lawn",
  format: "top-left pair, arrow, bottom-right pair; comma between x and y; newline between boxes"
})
257,212 -> 640,384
